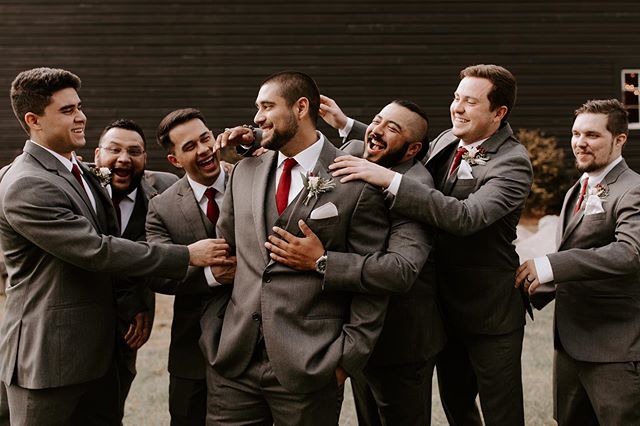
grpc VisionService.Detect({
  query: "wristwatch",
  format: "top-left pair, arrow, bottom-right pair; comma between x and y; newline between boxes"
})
315,252 -> 328,275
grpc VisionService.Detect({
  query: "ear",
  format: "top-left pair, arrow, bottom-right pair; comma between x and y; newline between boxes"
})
614,133 -> 627,149
406,141 -> 423,158
167,154 -> 182,169
295,97 -> 310,120
24,112 -> 40,131
493,105 -> 508,123
94,147 -> 101,163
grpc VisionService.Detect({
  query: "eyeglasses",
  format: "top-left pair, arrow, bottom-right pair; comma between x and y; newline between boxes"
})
100,146 -> 145,157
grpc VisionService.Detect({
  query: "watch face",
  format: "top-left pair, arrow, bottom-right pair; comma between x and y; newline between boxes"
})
316,256 -> 327,273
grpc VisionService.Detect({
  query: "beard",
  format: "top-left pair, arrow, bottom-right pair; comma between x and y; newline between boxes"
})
575,144 -> 614,173
112,168 -> 144,198
262,113 -> 298,151
364,133 -> 410,168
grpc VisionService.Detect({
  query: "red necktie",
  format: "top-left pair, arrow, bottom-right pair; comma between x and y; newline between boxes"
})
204,188 -> 219,225
573,177 -> 589,215
276,158 -> 297,215
449,147 -> 468,176
71,164 -> 87,194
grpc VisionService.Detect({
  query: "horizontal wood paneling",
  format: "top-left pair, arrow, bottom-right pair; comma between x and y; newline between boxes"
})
0,0 -> 638,173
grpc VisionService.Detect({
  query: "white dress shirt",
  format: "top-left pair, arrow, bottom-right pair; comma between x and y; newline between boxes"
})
275,132 -> 324,208
534,155 -> 624,284
30,140 -> 97,212
107,185 -> 137,233
187,170 -> 227,287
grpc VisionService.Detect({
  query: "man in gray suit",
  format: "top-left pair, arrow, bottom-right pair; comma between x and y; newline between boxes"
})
330,64 -> 533,425
0,67 -> 225,425
517,99 -> 640,425
205,71 -> 389,425
94,118 -> 179,422
264,99 -> 446,425
146,108 -> 232,426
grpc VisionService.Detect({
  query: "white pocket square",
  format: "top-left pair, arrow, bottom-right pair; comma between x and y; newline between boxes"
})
310,202 -> 338,220
583,194 -> 605,215
456,160 -> 474,179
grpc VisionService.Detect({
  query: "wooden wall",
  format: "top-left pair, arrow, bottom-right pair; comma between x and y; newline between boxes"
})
0,0 -> 638,172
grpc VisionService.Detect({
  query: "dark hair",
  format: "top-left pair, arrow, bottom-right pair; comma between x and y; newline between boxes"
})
156,108 -> 207,152
99,118 -> 146,147
10,67 -> 81,134
391,99 -> 430,160
460,64 -> 517,121
574,99 -> 629,136
261,71 -> 321,124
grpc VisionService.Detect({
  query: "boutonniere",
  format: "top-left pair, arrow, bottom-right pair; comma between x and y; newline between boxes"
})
462,146 -> 490,166
301,172 -> 335,205
89,166 -> 112,187
589,183 -> 609,199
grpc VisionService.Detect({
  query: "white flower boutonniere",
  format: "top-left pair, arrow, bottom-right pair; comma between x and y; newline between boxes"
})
301,172 -> 336,205
90,166 -> 112,187
590,183 -> 609,199
462,146 -> 490,166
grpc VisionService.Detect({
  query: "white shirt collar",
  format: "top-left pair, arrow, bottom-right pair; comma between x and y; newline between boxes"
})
106,184 -> 137,202
276,132 -> 324,173
580,155 -> 623,188
29,139 -> 82,173
187,169 -> 227,202
458,137 -> 488,149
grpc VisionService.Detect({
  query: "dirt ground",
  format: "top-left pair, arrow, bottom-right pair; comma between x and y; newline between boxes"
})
0,293 -> 555,425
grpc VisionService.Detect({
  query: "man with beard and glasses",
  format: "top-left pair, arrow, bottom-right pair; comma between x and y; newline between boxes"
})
517,99 -> 640,425
259,99 -> 446,425
94,118 -> 178,422
327,65 -> 533,426
204,71 -> 390,425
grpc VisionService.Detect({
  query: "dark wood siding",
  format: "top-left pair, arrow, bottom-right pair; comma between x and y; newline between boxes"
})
0,1 -> 639,172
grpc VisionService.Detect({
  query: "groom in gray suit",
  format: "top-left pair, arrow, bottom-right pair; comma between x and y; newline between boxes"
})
330,64 -> 533,425
205,71 -> 389,425
518,99 -> 640,425
0,67 -> 224,425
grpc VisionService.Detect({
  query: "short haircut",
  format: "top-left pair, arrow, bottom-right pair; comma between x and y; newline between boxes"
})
156,108 -> 207,153
574,99 -> 629,136
261,71 -> 321,124
99,118 -> 146,147
10,67 -> 81,134
391,99 -> 430,160
460,64 -> 517,121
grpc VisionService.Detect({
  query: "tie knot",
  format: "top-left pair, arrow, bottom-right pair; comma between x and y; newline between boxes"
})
204,187 -> 217,202
282,158 -> 297,172
112,192 -> 126,206
455,146 -> 468,157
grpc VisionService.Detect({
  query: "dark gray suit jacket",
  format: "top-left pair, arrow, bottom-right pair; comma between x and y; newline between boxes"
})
210,135 -> 390,393
535,160 -> 640,362
323,139 -> 446,365
393,124 -> 533,335
146,175 -> 231,380
0,141 -> 189,389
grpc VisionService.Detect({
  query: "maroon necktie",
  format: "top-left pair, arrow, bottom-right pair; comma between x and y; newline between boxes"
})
204,187 -> 219,225
112,194 -> 124,229
276,158 -> 297,215
573,177 -> 589,215
71,164 -> 87,194
449,147 -> 468,176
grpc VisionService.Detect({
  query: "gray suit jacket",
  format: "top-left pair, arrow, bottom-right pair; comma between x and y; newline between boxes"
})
391,124 -> 533,334
146,176 -> 231,380
210,135 -> 390,393
323,139 -> 446,365
537,160 -> 640,362
0,141 -> 189,389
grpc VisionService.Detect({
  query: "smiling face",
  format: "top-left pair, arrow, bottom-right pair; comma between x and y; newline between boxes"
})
450,76 -> 506,144
95,127 -> 146,195
253,82 -> 299,152
363,102 -> 424,167
571,112 -> 626,174
166,118 -> 220,186
28,87 -> 86,157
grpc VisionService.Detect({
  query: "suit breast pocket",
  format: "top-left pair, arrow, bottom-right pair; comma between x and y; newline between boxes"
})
307,215 -> 341,229
452,178 -> 477,199
583,212 -> 606,222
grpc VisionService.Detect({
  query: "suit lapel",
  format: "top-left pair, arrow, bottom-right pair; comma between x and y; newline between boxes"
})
176,177 -> 210,241
253,151 -> 276,264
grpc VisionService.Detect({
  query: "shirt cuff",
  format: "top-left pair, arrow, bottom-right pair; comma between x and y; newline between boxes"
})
533,256 -> 554,284
385,172 -> 403,195
204,266 -> 223,287
338,117 -> 354,138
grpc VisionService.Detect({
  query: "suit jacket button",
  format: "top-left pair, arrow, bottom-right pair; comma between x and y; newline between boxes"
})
252,312 -> 261,321
264,275 -> 272,283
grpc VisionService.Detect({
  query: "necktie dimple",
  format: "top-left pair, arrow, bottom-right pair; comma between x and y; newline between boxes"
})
276,158 -> 297,215
573,177 -> 590,215
449,147 -> 468,176
71,164 -> 86,193
204,187 -> 219,225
